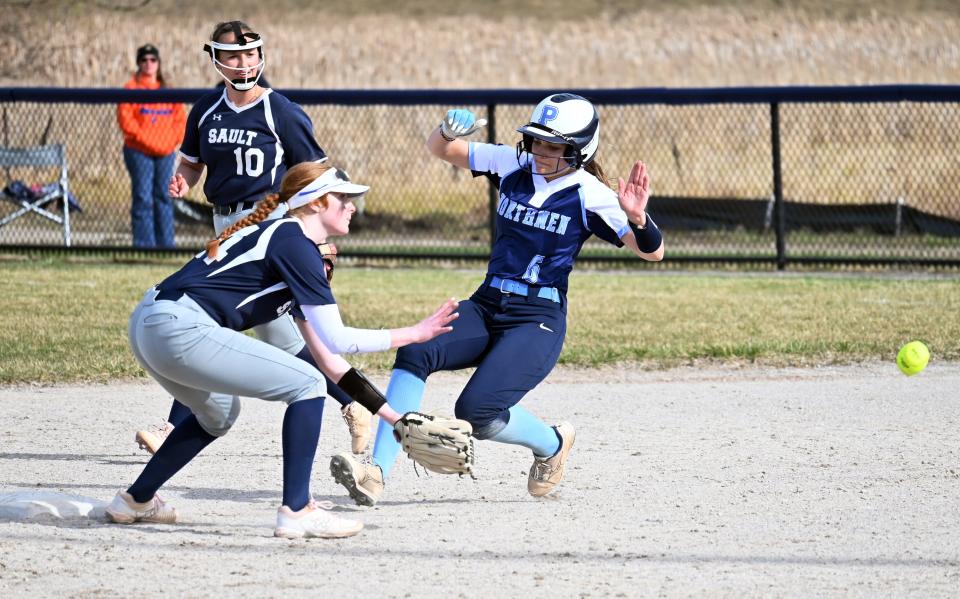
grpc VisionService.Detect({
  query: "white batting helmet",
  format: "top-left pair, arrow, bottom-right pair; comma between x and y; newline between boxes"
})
516,93 -> 600,170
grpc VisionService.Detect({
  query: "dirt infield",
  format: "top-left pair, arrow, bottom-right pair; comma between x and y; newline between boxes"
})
1,362 -> 958,598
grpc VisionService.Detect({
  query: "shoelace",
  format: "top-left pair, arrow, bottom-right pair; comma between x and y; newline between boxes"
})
148,420 -> 174,439
141,494 -> 168,517
355,456 -> 380,481
341,406 -> 365,429
304,500 -> 358,527
532,459 -> 555,481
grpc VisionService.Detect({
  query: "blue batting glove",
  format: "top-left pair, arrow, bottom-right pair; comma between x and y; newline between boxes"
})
440,108 -> 487,140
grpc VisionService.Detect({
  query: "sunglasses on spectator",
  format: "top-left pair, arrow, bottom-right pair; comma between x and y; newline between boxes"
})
139,57 -> 158,63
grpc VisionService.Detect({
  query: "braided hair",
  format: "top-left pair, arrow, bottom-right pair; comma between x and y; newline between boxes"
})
205,162 -> 334,259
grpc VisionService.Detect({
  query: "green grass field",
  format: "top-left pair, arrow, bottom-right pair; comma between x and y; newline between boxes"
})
0,256 -> 957,384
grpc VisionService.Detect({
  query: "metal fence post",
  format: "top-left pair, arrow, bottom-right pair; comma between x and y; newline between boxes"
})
770,102 -> 786,270
486,102 -> 497,253
895,196 -> 904,237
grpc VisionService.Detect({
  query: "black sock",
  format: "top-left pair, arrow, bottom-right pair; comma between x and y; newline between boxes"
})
281,397 -> 325,511
127,414 -> 216,503
295,346 -> 352,408
167,399 -> 192,428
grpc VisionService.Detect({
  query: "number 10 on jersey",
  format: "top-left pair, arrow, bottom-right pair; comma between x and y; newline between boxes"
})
234,147 -> 265,177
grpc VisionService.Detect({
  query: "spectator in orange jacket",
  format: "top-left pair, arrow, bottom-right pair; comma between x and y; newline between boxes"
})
118,44 -> 187,248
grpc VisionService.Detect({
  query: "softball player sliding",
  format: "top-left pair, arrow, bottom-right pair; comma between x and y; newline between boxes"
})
107,162 -> 459,538
136,20 -> 374,456
331,93 -> 664,506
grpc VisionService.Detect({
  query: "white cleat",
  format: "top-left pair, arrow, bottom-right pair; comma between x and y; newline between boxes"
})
105,490 -> 178,524
274,500 -> 363,539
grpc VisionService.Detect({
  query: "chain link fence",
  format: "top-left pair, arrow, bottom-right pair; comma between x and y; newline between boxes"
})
1,87 -> 958,267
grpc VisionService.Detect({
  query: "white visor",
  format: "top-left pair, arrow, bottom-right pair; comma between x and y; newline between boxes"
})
287,168 -> 370,210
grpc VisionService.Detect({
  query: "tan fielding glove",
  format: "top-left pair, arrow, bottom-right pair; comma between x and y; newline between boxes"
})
393,412 -> 476,477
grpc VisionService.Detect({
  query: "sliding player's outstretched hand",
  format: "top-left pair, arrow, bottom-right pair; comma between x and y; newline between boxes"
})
393,412 -> 476,476
617,160 -> 651,224
410,298 -> 459,343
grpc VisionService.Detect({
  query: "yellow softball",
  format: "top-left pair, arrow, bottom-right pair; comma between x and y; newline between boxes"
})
896,341 -> 930,376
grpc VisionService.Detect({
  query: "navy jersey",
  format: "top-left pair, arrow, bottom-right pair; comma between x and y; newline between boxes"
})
468,143 -> 632,293
156,218 -> 333,331
180,89 -> 326,206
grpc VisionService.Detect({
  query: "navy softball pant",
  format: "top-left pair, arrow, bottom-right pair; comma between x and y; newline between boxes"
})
394,284 -> 567,438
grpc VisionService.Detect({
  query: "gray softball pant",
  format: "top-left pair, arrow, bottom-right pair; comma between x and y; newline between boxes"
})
214,203 -> 304,354
128,287 -> 327,437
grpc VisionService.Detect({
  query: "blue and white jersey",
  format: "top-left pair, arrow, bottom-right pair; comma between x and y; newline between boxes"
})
156,218 -> 333,331
468,142 -> 632,293
180,88 -> 326,207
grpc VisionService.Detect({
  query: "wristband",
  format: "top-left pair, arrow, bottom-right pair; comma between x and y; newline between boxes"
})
337,368 -> 387,414
629,213 -> 662,253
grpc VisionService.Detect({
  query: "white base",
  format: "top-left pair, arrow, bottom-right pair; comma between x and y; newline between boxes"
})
0,491 -> 107,521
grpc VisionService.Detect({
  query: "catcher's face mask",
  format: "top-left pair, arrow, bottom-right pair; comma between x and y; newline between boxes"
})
204,21 -> 265,91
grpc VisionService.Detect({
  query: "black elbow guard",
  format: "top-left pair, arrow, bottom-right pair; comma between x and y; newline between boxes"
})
337,368 -> 386,414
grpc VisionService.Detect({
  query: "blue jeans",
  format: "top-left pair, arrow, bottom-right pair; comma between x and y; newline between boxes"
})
123,146 -> 176,248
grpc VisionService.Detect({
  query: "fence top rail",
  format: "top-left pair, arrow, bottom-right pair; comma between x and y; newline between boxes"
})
2,85 -> 960,105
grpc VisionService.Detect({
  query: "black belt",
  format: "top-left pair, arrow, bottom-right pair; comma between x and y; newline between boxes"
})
154,286 -> 184,302
214,200 -> 257,216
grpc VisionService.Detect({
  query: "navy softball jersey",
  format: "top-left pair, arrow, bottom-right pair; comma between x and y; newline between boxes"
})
179,88 -> 326,207
469,142 -> 633,293
156,218 -> 333,331
392,142 -> 638,424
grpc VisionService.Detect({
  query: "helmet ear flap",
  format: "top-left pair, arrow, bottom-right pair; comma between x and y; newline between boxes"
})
516,134 -> 534,170
521,133 -> 534,153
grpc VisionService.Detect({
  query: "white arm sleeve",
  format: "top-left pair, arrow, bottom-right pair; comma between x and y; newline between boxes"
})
301,304 -> 391,354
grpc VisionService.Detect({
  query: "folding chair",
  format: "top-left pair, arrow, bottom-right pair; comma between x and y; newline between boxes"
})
0,144 -> 72,246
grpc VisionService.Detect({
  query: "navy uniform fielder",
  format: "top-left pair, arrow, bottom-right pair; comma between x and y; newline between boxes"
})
330,94 -> 664,506
108,162 -> 458,537
139,21 -> 373,455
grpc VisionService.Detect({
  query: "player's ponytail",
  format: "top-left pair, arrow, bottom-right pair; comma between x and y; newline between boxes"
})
584,158 -> 609,188
205,193 -> 282,259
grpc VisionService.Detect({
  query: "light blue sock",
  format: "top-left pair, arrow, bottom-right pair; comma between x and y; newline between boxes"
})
372,369 -> 425,479
489,404 -> 560,458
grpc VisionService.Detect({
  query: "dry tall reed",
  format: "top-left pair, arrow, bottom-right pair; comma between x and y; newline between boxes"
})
1,2 -> 958,244
2,4 -> 959,88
